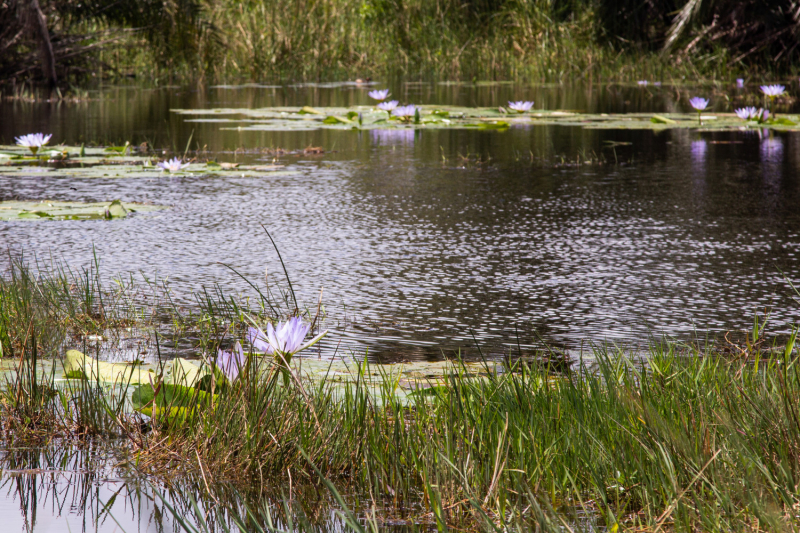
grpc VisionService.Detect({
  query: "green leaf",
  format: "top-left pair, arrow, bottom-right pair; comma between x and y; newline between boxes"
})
322,115 -> 352,124
104,199 -> 128,219
651,115 -> 677,124
62,350 -> 156,384
167,357 -> 211,387
131,383 -> 214,412
476,121 -> 510,130
0,200 -> 165,221
298,106 -> 323,115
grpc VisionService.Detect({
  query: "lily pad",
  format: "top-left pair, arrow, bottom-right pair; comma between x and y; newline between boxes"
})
63,349 -> 157,384
0,200 -> 166,221
171,106 -> 800,133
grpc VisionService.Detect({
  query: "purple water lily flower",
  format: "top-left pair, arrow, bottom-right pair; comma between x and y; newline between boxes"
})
736,78 -> 744,88
735,107 -> 759,120
377,100 -> 399,112
637,80 -> 648,86
508,101 -> 534,113
689,97 -> 709,125
689,97 -> 709,111
15,133 -> 52,155
157,157 -> 190,172
760,85 -> 785,98
759,109 -> 770,122
216,341 -> 246,382
391,105 -> 416,122
368,89 -> 390,101
248,317 -> 311,356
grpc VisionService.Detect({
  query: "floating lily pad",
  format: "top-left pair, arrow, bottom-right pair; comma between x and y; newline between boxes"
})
0,146 -> 295,179
63,349 -> 158,383
171,105 -> 800,133
0,200 -> 166,221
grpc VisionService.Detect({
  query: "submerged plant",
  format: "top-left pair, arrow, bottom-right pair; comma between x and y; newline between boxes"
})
508,101 -> 534,113
689,97 -> 709,125
391,105 -> 416,123
368,89 -> 390,102
157,158 -> 190,172
15,133 -> 52,156
377,100 -> 398,113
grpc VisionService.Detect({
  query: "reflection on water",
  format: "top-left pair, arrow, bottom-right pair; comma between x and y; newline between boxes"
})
0,444 -> 398,533
0,444 -> 173,532
2,84 -> 800,360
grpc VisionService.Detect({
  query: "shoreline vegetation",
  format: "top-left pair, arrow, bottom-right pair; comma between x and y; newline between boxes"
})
2,0 -> 800,89
3,258 -> 800,531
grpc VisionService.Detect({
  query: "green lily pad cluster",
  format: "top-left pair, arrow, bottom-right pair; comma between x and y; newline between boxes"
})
0,200 -> 166,221
0,145 -> 293,179
58,349 -> 528,421
171,105 -> 800,133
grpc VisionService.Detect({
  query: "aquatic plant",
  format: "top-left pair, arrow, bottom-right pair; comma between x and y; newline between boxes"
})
761,85 -> 786,119
689,96 -> 709,124
391,104 -> 416,123
367,89 -> 390,101
157,157 -> 190,172
15,133 -> 52,155
735,106 -> 760,120
736,78 -> 744,88
377,100 -> 398,113
761,84 -> 786,99
248,317 -> 310,356
216,341 -> 246,382
508,100 -> 534,113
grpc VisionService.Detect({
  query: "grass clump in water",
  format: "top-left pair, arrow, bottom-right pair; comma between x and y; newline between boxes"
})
3,259 -> 800,530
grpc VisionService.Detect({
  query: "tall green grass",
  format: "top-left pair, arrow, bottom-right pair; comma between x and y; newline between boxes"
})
3,259 -> 800,530
103,0 -> 741,83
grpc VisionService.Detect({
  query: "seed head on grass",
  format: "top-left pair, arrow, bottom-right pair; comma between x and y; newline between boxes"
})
15,133 -> 52,156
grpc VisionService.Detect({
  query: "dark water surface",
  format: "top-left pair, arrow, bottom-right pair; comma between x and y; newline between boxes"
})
2,82 -> 800,360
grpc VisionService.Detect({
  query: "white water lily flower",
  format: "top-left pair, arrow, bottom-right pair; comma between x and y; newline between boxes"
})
368,89 -> 390,101
391,105 -> 416,122
157,158 -> 190,172
377,100 -> 399,112
760,85 -> 785,98
735,107 -> 759,120
15,133 -> 52,155
508,101 -> 534,113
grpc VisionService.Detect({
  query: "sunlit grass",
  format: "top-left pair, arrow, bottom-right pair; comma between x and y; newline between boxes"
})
2,259 -> 800,531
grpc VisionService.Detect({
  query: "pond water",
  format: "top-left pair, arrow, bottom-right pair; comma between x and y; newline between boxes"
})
2,82 -> 800,361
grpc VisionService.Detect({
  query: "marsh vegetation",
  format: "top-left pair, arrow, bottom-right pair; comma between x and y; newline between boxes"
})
4,0 -> 800,87
2,257 -> 800,532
